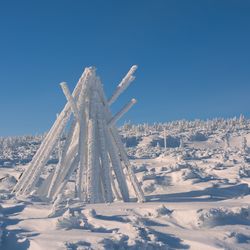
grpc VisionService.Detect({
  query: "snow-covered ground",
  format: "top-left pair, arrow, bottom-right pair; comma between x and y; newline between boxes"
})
0,117 -> 250,249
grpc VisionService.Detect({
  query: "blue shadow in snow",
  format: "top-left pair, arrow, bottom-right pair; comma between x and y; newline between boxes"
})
146,183 -> 249,202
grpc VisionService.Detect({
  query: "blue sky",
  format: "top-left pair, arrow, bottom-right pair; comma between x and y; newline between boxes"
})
0,1 -> 250,136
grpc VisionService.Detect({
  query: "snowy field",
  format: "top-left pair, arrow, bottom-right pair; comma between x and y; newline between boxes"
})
0,117 -> 250,249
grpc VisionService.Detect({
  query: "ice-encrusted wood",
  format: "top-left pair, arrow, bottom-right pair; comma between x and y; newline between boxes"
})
13,69 -> 87,195
13,65 -> 145,204
96,101 -> 113,202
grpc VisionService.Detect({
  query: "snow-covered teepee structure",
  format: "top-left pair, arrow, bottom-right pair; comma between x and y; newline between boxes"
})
13,66 -> 145,204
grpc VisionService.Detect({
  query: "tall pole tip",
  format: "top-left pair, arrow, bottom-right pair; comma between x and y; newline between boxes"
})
131,65 -> 138,71
60,82 -> 67,88
131,98 -> 137,104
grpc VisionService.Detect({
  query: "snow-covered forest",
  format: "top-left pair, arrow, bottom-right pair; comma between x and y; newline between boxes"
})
0,115 -> 248,166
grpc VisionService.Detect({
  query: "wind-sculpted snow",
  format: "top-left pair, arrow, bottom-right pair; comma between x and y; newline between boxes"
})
1,117 -> 250,249
171,205 -> 250,229
62,207 -> 187,249
197,206 -> 250,227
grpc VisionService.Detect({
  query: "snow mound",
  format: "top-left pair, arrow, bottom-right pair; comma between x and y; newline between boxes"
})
0,174 -> 17,191
142,173 -> 157,181
197,206 -> 250,228
213,162 -> 227,170
57,209 -> 88,230
133,205 -> 173,219
133,164 -> 148,173
172,205 -> 250,229
155,205 -> 173,216
239,166 -> 250,178
0,174 -> 17,200
189,132 -> 208,141
143,181 -> 156,193
165,162 -> 190,173
224,231 -> 250,245
66,232 -> 169,250
57,209 -> 116,233
65,240 -> 92,250
122,136 -> 141,147
146,205 -> 173,218
181,167 -> 217,183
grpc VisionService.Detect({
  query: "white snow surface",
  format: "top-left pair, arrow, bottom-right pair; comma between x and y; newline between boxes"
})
1,117 -> 250,249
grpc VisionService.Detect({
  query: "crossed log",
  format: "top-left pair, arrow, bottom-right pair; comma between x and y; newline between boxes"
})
13,66 -> 145,204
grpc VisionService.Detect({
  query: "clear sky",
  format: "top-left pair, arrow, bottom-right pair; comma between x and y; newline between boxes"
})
0,0 -> 250,136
